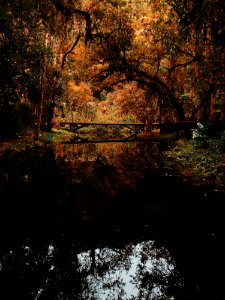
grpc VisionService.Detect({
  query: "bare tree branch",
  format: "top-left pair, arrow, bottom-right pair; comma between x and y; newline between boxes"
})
61,32 -> 81,69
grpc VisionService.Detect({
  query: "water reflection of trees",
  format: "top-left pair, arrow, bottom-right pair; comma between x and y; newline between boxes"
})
76,241 -> 180,300
0,239 -> 180,300
54,141 -> 161,169
1,143 -> 225,299
53,141 -> 162,199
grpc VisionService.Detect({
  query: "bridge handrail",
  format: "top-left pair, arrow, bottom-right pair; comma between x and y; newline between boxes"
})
59,122 -> 145,126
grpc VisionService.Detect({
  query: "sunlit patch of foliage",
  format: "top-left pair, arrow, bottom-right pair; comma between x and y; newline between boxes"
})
42,128 -> 74,143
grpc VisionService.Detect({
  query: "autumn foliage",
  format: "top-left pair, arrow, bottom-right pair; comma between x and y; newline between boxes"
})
0,0 -> 224,138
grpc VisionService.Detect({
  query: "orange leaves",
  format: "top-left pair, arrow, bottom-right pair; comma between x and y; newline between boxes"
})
109,82 -> 145,121
67,80 -> 77,92
67,80 -> 93,102
108,81 -> 161,124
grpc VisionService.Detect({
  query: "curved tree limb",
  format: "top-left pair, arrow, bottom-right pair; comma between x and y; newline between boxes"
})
61,32 -> 81,69
93,63 -> 185,121
125,63 -> 185,120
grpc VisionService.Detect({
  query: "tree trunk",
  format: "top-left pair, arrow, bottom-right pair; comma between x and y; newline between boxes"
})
36,61 -> 46,140
189,83 -> 215,121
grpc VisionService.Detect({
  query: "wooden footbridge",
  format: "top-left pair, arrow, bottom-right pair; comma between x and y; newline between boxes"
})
57,121 -> 198,143
60,122 -> 146,137
59,121 -> 197,136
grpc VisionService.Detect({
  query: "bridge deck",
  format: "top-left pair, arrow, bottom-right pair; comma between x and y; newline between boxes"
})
60,122 -> 146,135
59,121 -> 197,138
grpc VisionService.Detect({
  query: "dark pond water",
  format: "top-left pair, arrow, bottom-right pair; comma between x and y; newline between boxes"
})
0,140 -> 225,299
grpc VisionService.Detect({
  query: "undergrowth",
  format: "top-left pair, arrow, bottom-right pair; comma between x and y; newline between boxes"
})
163,133 -> 225,188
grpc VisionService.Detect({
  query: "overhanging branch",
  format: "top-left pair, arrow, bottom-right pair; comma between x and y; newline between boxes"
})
50,0 -> 92,44
61,32 -> 81,69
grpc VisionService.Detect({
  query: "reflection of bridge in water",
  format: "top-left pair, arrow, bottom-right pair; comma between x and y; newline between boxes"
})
60,122 -> 146,142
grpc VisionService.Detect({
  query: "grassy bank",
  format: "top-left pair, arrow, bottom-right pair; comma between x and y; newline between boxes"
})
162,133 -> 225,188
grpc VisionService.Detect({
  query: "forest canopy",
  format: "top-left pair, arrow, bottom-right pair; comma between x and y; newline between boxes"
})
0,0 -> 224,138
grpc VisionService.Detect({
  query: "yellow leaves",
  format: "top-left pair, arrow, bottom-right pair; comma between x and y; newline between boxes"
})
67,80 -> 93,102
89,63 -> 106,76
95,100 -> 123,123
134,33 -> 147,43
67,80 -> 78,91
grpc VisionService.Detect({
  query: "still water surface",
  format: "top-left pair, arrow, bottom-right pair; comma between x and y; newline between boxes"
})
0,140 -> 224,299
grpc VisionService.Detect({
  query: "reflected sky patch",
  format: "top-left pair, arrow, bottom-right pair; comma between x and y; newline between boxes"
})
77,241 -> 176,299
